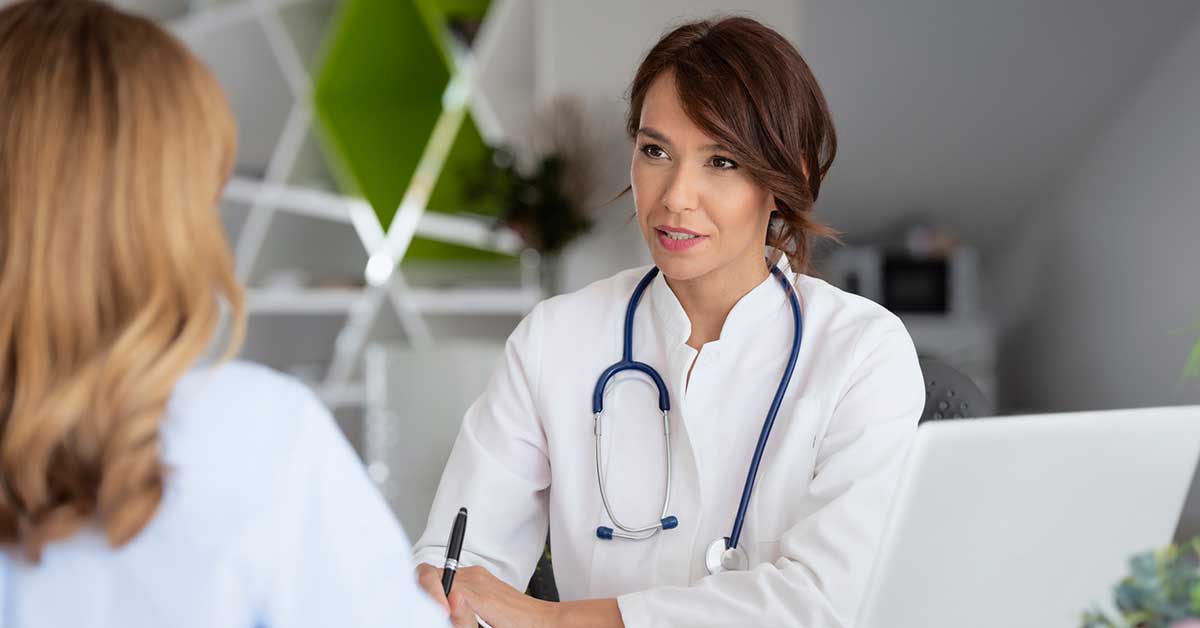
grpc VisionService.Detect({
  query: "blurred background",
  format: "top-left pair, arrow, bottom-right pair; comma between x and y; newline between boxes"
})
37,0 -> 1200,535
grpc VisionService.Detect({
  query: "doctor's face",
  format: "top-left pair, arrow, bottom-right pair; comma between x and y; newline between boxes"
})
631,72 -> 775,284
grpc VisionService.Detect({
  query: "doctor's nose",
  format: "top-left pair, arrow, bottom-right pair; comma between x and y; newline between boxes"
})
661,168 -> 701,214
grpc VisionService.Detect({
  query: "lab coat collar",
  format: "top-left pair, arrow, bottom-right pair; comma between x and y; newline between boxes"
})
647,254 -> 796,351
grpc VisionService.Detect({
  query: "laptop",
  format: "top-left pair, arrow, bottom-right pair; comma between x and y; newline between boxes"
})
856,406 -> 1200,628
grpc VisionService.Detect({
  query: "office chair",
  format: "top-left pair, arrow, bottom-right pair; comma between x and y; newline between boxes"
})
527,540 -> 559,602
918,358 -> 992,423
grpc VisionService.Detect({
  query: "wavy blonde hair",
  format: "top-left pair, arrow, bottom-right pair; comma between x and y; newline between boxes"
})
0,0 -> 245,561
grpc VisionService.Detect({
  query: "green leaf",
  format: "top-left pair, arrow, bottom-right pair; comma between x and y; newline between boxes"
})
1080,608 -> 1121,628
1087,537 -> 1200,625
1131,552 -> 1159,583
1184,335 -> 1200,379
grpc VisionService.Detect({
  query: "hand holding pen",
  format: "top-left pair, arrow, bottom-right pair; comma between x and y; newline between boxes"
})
442,507 -> 468,595
415,507 -> 478,627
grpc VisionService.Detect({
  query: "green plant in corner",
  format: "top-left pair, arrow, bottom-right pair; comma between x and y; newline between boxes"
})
1185,321 -> 1200,380
464,98 -> 597,258
1081,537 -> 1200,628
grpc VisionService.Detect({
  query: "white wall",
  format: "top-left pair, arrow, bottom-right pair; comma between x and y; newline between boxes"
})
794,0 -> 1198,248
992,10 -> 1200,413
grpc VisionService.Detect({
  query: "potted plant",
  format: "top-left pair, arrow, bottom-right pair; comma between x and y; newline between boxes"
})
1081,538 -> 1200,627
465,98 -> 598,295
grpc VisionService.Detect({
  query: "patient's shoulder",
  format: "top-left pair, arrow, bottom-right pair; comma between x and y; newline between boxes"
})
164,360 -> 344,499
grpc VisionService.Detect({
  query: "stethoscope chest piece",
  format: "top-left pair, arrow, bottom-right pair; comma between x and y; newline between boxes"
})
595,264 -> 803,576
705,537 -> 748,574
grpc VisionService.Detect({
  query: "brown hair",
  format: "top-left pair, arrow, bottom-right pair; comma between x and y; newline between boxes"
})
0,0 -> 244,560
626,16 -> 838,273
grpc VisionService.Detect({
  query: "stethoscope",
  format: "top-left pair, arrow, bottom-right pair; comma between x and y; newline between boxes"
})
592,264 -> 803,574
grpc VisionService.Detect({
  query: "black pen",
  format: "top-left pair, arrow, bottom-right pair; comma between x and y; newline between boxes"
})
441,507 -> 469,596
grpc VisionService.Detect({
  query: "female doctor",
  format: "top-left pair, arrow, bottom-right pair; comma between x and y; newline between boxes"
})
415,16 -> 924,628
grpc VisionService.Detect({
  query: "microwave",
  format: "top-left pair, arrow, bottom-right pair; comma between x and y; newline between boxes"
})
819,246 -> 981,317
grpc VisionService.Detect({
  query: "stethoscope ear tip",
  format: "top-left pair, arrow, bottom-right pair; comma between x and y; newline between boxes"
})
596,526 -> 614,540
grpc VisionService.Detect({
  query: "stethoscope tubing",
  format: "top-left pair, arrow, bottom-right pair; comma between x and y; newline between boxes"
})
592,264 -> 802,552
725,267 -> 803,551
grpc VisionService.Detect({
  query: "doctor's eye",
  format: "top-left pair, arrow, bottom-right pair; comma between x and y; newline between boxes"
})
640,144 -> 669,160
709,155 -> 739,170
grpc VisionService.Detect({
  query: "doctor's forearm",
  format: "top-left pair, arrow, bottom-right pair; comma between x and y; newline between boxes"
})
553,598 -> 624,628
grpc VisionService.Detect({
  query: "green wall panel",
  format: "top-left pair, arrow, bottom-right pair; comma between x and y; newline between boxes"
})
313,0 -> 507,262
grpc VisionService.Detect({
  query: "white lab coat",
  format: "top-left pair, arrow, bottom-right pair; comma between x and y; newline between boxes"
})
413,260 -> 924,627
1,361 -> 446,628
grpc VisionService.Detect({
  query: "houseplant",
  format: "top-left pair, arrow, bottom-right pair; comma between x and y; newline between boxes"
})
1081,538 -> 1200,627
465,98 -> 597,293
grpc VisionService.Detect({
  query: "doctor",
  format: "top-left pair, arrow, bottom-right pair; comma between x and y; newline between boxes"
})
415,15 -> 924,628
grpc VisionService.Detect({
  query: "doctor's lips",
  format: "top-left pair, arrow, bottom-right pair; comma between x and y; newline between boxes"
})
655,225 -> 707,251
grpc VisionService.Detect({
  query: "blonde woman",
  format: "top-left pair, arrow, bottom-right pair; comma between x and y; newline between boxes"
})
0,1 -> 444,626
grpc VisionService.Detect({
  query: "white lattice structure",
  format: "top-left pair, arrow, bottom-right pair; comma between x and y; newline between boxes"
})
164,0 -> 540,407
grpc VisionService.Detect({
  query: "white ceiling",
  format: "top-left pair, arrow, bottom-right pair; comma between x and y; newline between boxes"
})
795,0 -> 1200,250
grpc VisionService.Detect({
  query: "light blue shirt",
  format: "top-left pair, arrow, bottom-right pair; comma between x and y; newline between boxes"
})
0,361 -> 447,627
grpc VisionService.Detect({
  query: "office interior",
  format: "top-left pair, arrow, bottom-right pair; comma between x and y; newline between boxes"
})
36,0 -> 1200,622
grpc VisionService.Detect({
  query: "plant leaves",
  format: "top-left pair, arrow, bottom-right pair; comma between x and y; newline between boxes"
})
1184,336 -> 1200,379
1098,538 -> 1200,625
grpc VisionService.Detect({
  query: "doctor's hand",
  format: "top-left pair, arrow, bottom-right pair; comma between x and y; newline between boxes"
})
452,565 -> 559,628
416,563 -> 481,628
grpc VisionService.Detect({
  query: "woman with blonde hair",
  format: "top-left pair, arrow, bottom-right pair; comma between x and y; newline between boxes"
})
0,1 -> 444,626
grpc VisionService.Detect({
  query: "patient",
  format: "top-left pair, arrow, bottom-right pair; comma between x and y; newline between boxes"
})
0,1 -> 444,626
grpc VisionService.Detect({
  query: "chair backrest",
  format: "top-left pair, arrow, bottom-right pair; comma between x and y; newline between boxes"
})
363,341 -> 505,537
918,358 -> 992,423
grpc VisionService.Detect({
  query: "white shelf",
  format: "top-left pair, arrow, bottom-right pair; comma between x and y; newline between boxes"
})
319,381 -> 366,409
408,286 -> 541,315
246,285 -> 541,316
224,176 -> 357,224
247,287 -> 362,314
223,176 -> 526,256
